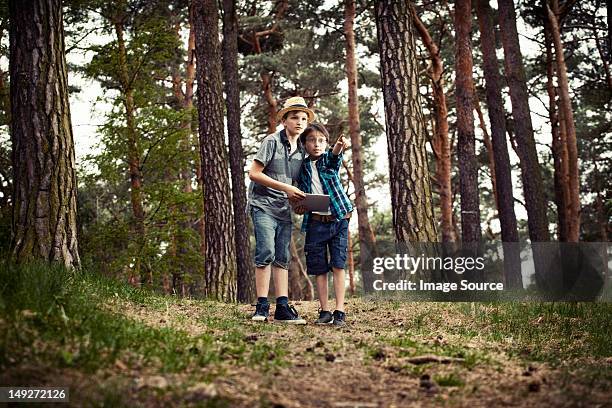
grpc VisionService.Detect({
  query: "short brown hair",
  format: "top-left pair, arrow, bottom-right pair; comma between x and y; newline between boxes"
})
300,123 -> 330,145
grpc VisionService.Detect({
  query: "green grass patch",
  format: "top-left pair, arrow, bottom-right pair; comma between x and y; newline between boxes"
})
0,260 -> 285,376
461,302 -> 612,363
434,372 -> 464,387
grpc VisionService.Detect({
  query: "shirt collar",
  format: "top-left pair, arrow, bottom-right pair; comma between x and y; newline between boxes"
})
280,129 -> 304,154
280,129 -> 289,145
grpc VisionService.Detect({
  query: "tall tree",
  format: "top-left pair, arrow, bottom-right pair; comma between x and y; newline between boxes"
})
193,0 -> 237,301
546,0 -> 580,242
544,19 -> 570,241
77,1 -> 207,291
169,5 -> 199,296
222,0 -> 255,303
375,0 -> 438,242
411,5 -> 455,243
475,0 -> 522,289
454,0 -> 481,244
344,0 -> 377,292
112,0 -> 147,283
497,0 -> 551,243
9,0 -> 80,267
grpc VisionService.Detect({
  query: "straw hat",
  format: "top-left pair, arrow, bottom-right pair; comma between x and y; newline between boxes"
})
276,96 -> 316,123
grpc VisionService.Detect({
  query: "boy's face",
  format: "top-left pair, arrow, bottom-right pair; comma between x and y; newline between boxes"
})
282,111 -> 309,137
304,131 -> 328,159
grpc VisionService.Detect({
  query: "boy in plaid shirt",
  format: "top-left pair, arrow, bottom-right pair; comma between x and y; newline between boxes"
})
294,123 -> 353,326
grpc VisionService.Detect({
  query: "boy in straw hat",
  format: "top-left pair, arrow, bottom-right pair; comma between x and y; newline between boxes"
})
247,96 -> 315,323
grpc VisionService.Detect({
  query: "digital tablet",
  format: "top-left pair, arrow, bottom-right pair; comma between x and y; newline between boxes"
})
299,194 -> 330,212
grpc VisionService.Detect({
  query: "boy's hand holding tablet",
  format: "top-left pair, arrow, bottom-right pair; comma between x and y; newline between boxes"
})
291,194 -> 330,214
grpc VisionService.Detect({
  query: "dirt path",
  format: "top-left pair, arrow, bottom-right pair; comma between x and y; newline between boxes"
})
94,297 -> 610,407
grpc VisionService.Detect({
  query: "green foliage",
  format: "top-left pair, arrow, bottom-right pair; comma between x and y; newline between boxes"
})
72,1 -> 204,289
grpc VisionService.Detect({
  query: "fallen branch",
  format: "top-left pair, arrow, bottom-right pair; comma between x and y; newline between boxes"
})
403,355 -> 465,365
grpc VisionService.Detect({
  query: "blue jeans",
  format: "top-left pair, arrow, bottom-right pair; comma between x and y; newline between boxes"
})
304,218 -> 349,275
251,207 -> 292,270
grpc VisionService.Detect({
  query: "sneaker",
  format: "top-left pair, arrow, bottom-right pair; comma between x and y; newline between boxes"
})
315,310 -> 333,325
251,302 -> 269,321
332,310 -> 346,327
273,304 -> 306,325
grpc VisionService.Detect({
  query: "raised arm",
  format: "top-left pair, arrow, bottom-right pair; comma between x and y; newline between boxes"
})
327,135 -> 350,171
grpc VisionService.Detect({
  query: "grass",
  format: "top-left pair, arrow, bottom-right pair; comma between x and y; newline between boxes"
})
434,372 -> 464,387
1,260 -> 610,406
0,260 -> 287,378
459,302 -> 612,363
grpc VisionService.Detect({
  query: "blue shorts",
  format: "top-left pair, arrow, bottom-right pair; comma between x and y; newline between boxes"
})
251,207 -> 292,269
304,218 -> 349,275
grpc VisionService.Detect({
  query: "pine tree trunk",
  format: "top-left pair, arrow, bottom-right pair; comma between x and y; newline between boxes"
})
0,26 -> 12,212
288,236 -> 314,300
287,236 -> 303,300
0,25 -> 10,128
474,95 -> 498,209
454,0 -> 481,244
347,230 -> 356,296
113,13 -> 147,283
476,0 -> 522,289
223,0 -> 255,303
169,12 -> 196,296
546,2 -> 580,242
185,23 -> 205,260
9,0 -> 80,267
193,0 -> 237,301
497,0 -> 551,243
344,0 -> 378,293
411,5 -> 455,243
375,0 -> 438,243
261,72 -> 277,135
544,24 -> 569,241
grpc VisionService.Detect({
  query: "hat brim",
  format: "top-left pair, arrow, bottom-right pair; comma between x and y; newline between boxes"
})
276,107 -> 316,123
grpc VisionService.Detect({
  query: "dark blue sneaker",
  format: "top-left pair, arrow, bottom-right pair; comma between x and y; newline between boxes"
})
332,310 -> 346,327
251,302 -> 269,322
315,310 -> 333,325
273,304 -> 306,325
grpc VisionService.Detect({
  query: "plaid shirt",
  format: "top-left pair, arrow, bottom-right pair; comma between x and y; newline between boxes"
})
297,149 -> 353,232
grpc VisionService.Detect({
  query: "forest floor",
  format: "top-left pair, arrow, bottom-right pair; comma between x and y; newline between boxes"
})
1,263 -> 611,407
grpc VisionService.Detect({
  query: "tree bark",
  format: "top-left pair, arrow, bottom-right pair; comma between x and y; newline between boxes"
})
474,96 -> 497,206
347,229 -> 356,296
544,23 -> 569,242
193,0 -> 237,301
546,2 -> 580,242
168,11 -> 197,296
375,0 -> 438,243
288,235 -> 314,300
497,0 -> 551,243
9,0 -> 80,267
344,0 -> 378,293
454,0 -> 481,244
475,0 -> 522,289
223,0 -> 255,303
261,72 -> 277,135
411,5 -> 455,243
